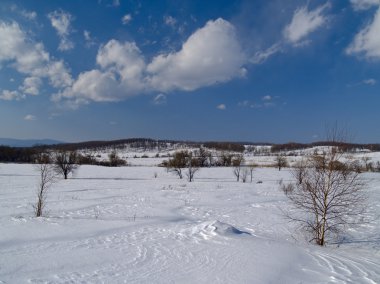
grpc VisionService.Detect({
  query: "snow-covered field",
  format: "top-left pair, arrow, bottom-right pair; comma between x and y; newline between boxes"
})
0,164 -> 379,283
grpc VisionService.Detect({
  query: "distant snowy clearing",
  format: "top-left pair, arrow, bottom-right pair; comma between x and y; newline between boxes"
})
0,164 -> 379,283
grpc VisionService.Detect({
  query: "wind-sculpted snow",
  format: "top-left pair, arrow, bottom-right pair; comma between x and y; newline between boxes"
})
0,164 -> 379,283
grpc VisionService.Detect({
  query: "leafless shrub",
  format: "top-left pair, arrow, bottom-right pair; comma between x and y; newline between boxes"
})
281,183 -> 295,195
34,153 -> 57,217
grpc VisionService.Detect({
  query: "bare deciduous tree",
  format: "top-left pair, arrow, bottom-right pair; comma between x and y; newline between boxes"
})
34,153 -> 56,217
186,157 -> 200,182
195,147 -> 211,167
241,167 -> 249,183
54,150 -> 79,179
248,163 -> 257,183
166,150 -> 201,181
285,126 -> 366,246
232,155 -> 244,182
166,150 -> 190,179
361,156 -> 372,172
275,154 -> 288,171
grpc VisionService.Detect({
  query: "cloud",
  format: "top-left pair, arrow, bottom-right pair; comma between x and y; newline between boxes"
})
24,114 -> 36,121
55,18 -> 247,106
10,5 -> 37,21
283,3 -> 330,45
251,43 -> 282,64
153,93 -> 167,105
0,90 -> 23,101
164,15 -> 177,27
20,77 -> 42,95
84,30 -> 96,47
363,78 -> 377,85
122,14 -> 132,25
238,96 -> 280,109
346,7 -> 380,59
350,0 -> 380,11
48,10 -> 74,51
20,10 -> 37,20
262,95 -> 272,101
347,78 -> 377,87
216,104 -> 226,110
55,40 -> 146,103
0,21 -> 72,100
147,18 -> 246,92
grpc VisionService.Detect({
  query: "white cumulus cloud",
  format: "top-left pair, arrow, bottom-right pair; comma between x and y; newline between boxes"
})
0,90 -> 23,101
48,10 -> 74,51
283,3 -> 330,45
55,40 -> 146,103
0,21 -> 72,100
20,77 -> 42,95
346,7 -> 380,59
147,18 -> 246,92
55,18 -> 247,106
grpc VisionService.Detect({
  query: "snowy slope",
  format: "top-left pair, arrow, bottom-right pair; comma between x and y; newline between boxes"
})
0,164 -> 379,283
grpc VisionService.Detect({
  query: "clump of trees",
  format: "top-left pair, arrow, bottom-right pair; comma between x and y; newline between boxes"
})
164,150 -> 200,182
203,142 -> 245,153
107,150 -> 127,167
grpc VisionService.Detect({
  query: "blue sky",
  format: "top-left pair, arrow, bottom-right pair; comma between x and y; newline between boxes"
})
1,0 -> 380,143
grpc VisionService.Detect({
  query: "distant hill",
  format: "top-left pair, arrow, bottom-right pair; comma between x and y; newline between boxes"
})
0,138 -> 64,147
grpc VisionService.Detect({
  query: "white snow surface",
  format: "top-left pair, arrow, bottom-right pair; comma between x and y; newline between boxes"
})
0,164 -> 379,283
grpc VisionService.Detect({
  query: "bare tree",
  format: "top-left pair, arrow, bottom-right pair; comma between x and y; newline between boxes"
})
275,154 -> 288,171
186,156 -> 200,182
54,150 -> 79,179
241,167 -> 249,183
218,151 -> 234,167
166,150 -> 200,181
361,156 -> 372,172
195,147 -> 210,167
166,150 -> 189,179
232,155 -> 244,181
34,153 -> 56,217
285,127 -> 366,246
293,159 -> 307,185
248,163 -> 257,183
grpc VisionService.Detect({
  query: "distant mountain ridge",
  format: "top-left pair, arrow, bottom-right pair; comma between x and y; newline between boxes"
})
0,138 -> 64,147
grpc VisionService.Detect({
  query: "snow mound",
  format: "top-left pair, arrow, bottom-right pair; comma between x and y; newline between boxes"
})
180,220 -> 251,241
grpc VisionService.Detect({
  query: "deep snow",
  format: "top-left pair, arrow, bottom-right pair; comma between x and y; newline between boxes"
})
0,164 -> 379,283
